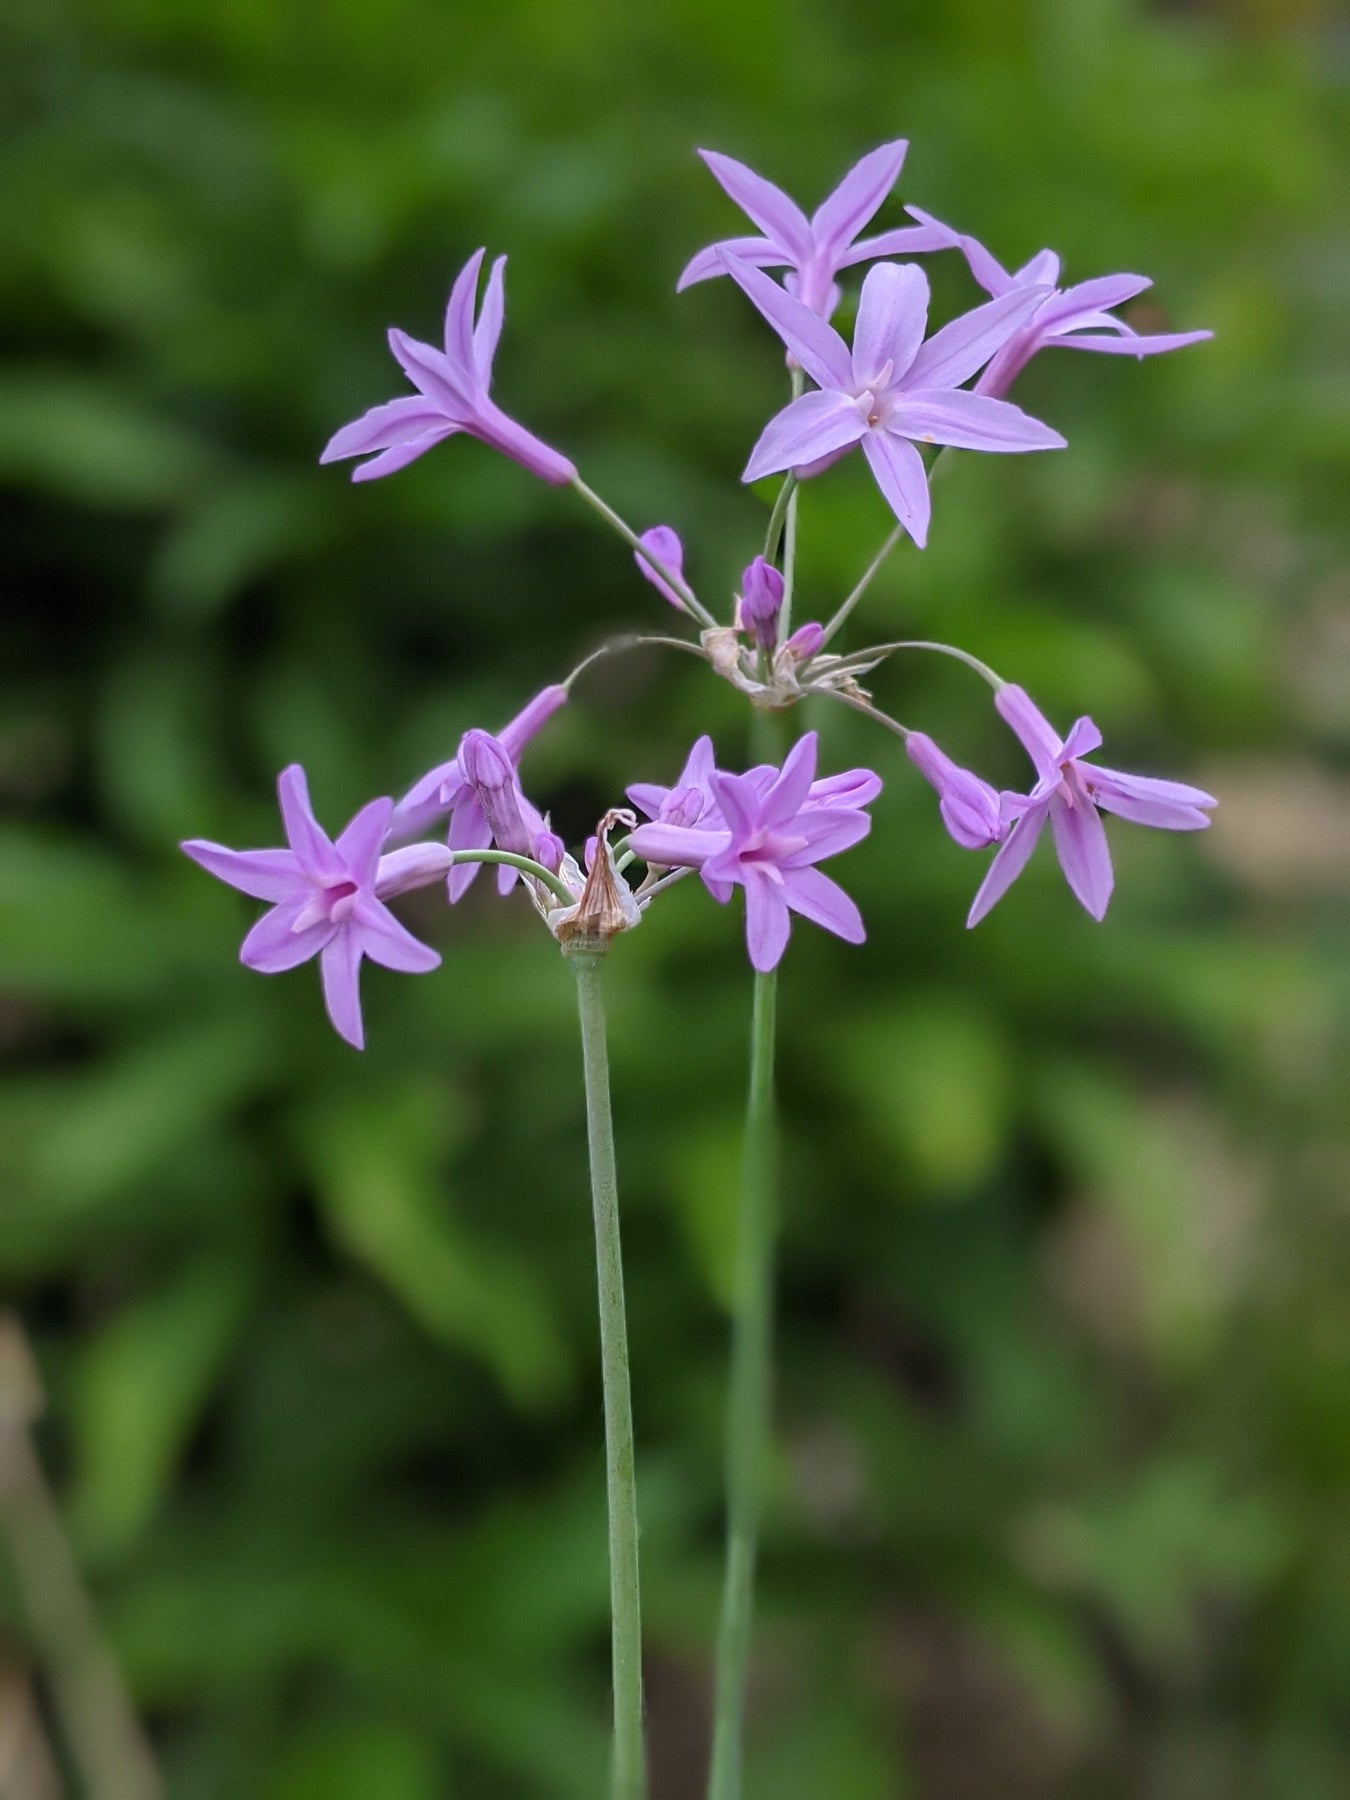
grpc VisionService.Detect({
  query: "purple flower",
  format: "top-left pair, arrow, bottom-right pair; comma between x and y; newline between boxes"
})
182,766 -> 442,1050
738,556 -> 784,650
628,734 -> 881,833
721,255 -> 1066,547
390,684 -> 566,900
967,685 -> 1218,927
905,732 -> 1007,850
320,249 -> 576,485
628,732 -> 877,973
678,141 -> 948,318
633,525 -> 687,609
906,208 -> 1213,398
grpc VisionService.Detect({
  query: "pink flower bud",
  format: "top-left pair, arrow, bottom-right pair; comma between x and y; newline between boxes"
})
634,526 -> 686,609
785,621 -> 824,660
906,732 -> 1005,850
460,728 -> 532,856
739,556 -> 784,651
533,829 -> 565,874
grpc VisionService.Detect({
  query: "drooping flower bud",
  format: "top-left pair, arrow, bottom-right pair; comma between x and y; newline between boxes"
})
459,729 -> 533,856
533,828 -> 565,874
739,556 -> 784,651
906,732 -> 1005,850
659,784 -> 706,829
634,526 -> 686,609
784,621 -> 824,660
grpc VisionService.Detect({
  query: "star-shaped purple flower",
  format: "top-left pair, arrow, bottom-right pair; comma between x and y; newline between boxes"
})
721,254 -> 1066,545
628,733 -> 877,972
967,686 -> 1217,926
182,766 -> 443,1049
389,684 -> 567,900
906,208 -> 1213,399
678,141 -> 947,318
320,249 -> 576,485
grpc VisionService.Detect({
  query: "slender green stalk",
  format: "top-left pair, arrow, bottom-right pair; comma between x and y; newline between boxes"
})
818,444 -> 956,648
761,474 -> 796,568
775,369 -> 805,641
449,847 -> 576,903
570,951 -> 646,1800
707,968 -> 778,1800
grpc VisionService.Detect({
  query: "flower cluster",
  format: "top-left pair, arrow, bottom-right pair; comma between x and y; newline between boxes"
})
186,133 -> 1215,1046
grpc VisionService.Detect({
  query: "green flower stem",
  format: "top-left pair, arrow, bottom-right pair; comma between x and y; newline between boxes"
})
447,847 -> 575,904
708,967 -> 778,1800
569,949 -> 647,1800
775,368 -> 805,642
818,445 -> 955,647
761,473 -> 797,568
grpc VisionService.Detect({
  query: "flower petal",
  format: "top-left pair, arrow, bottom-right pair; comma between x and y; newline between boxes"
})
387,328 -> 474,413
782,865 -> 865,943
1060,716 -> 1104,763
1050,329 -> 1214,357
240,899 -> 334,973
853,262 -> 929,386
837,220 -> 954,268
320,931 -> 366,1049
861,431 -> 931,546
780,806 -> 871,864
1050,794 -> 1114,919
995,685 -> 1063,778
708,770 -> 762,842
1035,273 -> 1152,327
759,731 -> 818,829
349,428 -> 457,482
676,236 -> 786,290
447,792 -> 492,902
719,254 -> 854,391
390,758 -> 461,840
810,138 -> 907,258
742,390 -> 868,483
336,796 -> 394,885
1014,248 -> 1062,286
320,396 -> 452,464
352,897 -> 441,973
892,389 -> 1066,453
698,150 -> 812,261
807,768 -> 882,809
472,254 -> 506,387
903,207 -> 1012,295
498,683 -> 569,763
1083,765 -> 1216,830
443,248 -> 486,384
742,870 -> 792,972
277,765 -> 343,882
966,804 -> 1048,927
904,285 -> 1050,391
181,841 -> 304,902
633,524 -> 686,607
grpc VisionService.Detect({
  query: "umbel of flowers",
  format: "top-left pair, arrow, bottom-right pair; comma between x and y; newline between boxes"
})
185,136 -> 1214,1800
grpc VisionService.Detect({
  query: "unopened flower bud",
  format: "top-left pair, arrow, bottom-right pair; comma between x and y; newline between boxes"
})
659,784 -> 706,829
634,526 -> 686,609
739,556 -> 784,651
906,732 -> 1005,850
459,728 -> 532,856
533,829 -> 565,874
785,621 -> 824,660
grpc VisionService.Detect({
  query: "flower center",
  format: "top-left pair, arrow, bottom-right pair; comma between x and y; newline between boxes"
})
292,879 -> 360,932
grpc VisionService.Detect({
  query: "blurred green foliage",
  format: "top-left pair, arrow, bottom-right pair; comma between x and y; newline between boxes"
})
1,0 -> 1347,1794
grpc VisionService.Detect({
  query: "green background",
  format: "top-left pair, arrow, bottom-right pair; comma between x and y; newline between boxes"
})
2,0 -> 1347,1793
